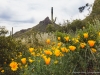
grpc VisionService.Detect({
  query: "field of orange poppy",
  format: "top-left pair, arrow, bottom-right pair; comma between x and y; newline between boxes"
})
1,20 -> 100,75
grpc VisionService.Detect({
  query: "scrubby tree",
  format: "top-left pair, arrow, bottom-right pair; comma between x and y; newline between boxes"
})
46,24 -> 55,32
61,19 -> 85,33
0,27 -> 27,75
0,26 -> 8,36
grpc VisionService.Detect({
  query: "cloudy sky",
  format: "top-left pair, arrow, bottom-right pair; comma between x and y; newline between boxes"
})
0,0 -> 95,34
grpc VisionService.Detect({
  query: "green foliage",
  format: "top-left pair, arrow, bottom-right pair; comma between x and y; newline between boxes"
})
0,36 -> 27,75
46,24 -> 55,32
61,19 -> 86,33
83,0 -> 100,23
55,31 -> 67,42
91,0 -> 100,19
0,26 -> 8,36
54,20 -> 100,75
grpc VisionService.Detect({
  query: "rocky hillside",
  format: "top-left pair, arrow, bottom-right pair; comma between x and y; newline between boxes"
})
33,17 -> 60,32
14,17 -> 60,37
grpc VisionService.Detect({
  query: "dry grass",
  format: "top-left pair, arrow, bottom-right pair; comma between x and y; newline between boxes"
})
16,32 -> 56,47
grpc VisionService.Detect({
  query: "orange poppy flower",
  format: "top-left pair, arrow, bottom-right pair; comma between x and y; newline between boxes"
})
83,33 -> 88,39
91,48 -> 97,53
69,46 -> 76,51
9,61 -> 18,71
64,36 -> 69,42
46,39 -> 50,44
88,40 -> 95,47
80,43 -> 86,48
44,57 -> 51,65
29,48 -> 34,53
58,37 -> 61,41
21,58 -> 26,64
44,50 -> 52,55
54,49 -> 61,56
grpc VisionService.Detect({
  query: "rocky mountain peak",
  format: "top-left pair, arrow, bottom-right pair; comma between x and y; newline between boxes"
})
39,17 -> 52,26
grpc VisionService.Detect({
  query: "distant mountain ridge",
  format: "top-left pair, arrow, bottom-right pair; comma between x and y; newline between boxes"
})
33,17 -> 53,32
14,17 -> 60,37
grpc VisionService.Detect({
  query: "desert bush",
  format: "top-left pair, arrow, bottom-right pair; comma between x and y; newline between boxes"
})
0,36 -> 27,75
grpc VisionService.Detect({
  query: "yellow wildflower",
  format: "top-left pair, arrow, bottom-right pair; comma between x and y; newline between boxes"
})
80,43 -> 86,48
31,52 -> 35,56
44,50 -> 52,55
83,26 -> 85,29
19,52 -> 22,55
52,42 -> 56,46
75,39 -> 79,43
9,61 -> 18,71
69,46 -> 76,51
77,35 -> 80,39
52,47 -> 56,50
61,47 -> 66,52
57,42 -> 62,47
1,70 -> 4,73
58,37 -> 61,41
46,39 -> 50,44
29,48 -> 34,53
21,58 -> 26,64
54,60 -> 58,64
44,57 -> 51,65
83,33 -> 88,39
18,54 -> 22,57
25,64 -> 28,68
72,38 -> 79,43
64,36 -> 69,42
54,49 -> 61,56
60,53 -> 64,57
65,48 -> 69,53
42,55 -> 47,59
91,48 -> 97,53
36,53 -> 40,56
29,59 -> 34,63
99,32 -> 100,36
88,40 -> 95,47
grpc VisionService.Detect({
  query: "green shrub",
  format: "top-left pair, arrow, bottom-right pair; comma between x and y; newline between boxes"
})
0,36 -> 27,75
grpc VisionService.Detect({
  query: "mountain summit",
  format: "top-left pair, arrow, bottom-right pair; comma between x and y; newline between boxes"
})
14,16 -> 60,37
33,17 -> 53,32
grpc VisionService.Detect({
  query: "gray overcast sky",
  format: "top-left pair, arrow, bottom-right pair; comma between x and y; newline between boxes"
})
0,0 -> 95,33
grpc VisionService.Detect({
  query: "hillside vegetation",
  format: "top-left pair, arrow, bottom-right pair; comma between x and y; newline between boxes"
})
84,0 -> 100,22
1,0 -> 100,75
